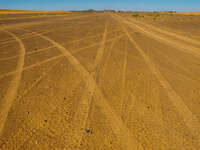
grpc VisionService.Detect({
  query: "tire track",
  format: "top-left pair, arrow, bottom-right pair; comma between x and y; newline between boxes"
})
0,13 -> 100,22
0,14 -> 69,21
100,38 -> 117,80
0,46 -> 54,62
0,59 -> 63,149
0,23 -> 104,46
120,38 -> 128,116
0,29 -> 52,46
16,58 -> 63,106
72,77 -> 96,149
0,14 -> 99,30
151,46 -> 200,82
123,19 -> 200,59
72,22 -> 108,148
0,29 -> 26,137
0,28 -> 121,62
90,22 -> 108,72
128,18 -> 200,47
114,14 -> 200,143
123,91 -> 137,123
0,55 -> 64,79
0,27 -> 105,61
0,56 -> 69,149
0,34 -> 124,79
31,30 -> 143,150
123,17 -> 200,83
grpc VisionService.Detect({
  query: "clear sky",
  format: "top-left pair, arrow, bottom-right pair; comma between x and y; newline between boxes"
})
1,0 -> 200,12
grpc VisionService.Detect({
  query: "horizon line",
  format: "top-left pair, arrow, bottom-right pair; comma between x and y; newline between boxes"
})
1,8 -> 200,13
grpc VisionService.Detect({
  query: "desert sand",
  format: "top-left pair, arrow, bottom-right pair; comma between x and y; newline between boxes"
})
0,11 -> 200,149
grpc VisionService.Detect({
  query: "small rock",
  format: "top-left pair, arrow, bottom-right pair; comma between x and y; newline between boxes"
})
85,129 -> 91,134
147,106 -> 151,109
26,111 -> 30,115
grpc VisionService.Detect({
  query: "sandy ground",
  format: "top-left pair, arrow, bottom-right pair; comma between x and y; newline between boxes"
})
0,12 -> 200,150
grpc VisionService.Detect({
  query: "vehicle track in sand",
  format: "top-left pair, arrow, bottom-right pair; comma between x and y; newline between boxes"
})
123,18 -> 200,59
27,28 -> 143,150
0,34 -> 124,80
120,38 -> 128,118
71,22 -> 108,148
128,18 -> 200,47
0,23 -> 104,46
0,21 -> 107,148
0,59 -> 64,149
0,30 -> 53,46
90,22 -> 108,72
148,45 -> 200,82
113,14 -> 200,144
99,37 -> 118,81
0,14 -> 100,31
0,29 -> 26,137
1,12 -> 200,149
0,55 -> 64,79
0,23 -> 106,146
0,14 -> 71,21
0,28 -> 121,62
0,22 -> 109,148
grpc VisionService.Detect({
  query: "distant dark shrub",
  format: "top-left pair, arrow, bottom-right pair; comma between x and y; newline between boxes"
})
132,14 -> 139,17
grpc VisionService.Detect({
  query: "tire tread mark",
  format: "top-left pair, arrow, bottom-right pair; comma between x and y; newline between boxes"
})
72,22 -> 107,148
91,22 -> 108,72
128,18 -> 200,47
0,28 -> 121,62
0,55 -> 64,79
120,38 -> 128,116
0,30 -> 25,136
115,15 -> 200,142
31,30 -> 143,150
0,59 -> 62,149
0,24 -> 105,46
0,34 -> 124,79
124,19 -> 200,59
100,37 -> 117,80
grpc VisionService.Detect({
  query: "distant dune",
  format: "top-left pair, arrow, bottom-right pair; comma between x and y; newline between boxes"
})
0,9 -> 71,14
175,12 -> 200,15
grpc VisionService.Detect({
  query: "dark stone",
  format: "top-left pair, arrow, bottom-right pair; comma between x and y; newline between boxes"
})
147,106 -> 151,109
85,129 -> 92,134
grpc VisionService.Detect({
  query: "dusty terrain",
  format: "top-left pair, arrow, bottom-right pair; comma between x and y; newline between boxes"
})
0,11 -> 200,149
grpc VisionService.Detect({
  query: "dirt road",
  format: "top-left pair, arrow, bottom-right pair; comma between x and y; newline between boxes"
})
0,12 -> 200,149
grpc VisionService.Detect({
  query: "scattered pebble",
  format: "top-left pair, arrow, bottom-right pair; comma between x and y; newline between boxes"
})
147,105 -> 152,109
85,129 -> 90,133
85,129 -> 92,134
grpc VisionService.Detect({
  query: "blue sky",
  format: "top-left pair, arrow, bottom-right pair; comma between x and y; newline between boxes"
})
1,0 -> 200,12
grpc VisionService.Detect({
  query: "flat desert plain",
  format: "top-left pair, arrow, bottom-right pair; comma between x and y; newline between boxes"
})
0,11 -> 200,149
